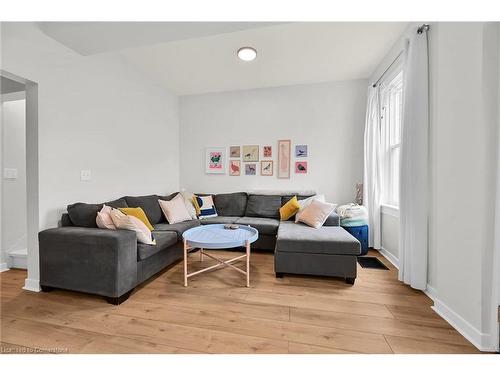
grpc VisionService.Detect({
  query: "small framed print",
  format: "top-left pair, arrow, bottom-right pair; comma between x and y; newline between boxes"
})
263,146 -> 272,158
261,160 -> 273,176
295,161 -> 307,174
245,163 -> 257,175
229,160 -> 241,176
242,145 -> 259,162
230,146 -> 241,158
205,147 -> 226,174
295,145 -> 308,157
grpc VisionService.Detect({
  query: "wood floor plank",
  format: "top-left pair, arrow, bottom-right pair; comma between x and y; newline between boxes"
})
1,316 -> 197,354
290,306 -> 473,346
0,250 -> 481,354
111,299 -> 392,353
384,335 -> 481,354
244,289 -> 395,318
2,298 -> 287,354
288,342 -> 360,354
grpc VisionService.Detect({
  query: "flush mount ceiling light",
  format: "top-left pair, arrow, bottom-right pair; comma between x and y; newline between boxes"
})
237,47 -> 257,61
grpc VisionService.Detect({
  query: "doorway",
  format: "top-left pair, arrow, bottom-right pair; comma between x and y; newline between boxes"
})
1,77 -> 27,269
0,70 -> 39,291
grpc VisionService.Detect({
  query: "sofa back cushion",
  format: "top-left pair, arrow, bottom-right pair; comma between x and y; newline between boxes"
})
123,195 -> 163,225
245,195 -> 282,219
67,198 -> 127,228
214,192 -> 247,217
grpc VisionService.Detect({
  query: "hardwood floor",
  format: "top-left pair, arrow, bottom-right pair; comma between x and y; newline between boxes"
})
0,250 -> 481,354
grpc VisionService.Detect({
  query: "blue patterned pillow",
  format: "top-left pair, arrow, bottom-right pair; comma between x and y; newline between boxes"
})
193,195 -> 218,219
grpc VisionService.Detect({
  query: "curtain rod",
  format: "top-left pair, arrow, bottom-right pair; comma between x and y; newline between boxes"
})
372,50 -> 404,88
372,23 -> 430,88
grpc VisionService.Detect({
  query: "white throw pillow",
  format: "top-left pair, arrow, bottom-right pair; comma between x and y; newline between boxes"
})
181,191 -> 198,220
96,204 -> 116,230
109,208 -> 156,245
295,194 -> 326,223
159,194 -> 192,224
296,200 -> 337,229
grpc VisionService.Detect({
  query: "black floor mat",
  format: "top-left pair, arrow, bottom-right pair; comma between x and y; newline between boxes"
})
357,256 -> 389,270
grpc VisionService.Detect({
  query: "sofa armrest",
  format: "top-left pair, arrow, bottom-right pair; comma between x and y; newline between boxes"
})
323,212 -> 340,226
39,227 -> 138,297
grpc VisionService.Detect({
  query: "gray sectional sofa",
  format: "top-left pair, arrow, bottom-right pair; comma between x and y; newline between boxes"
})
38,192 -> 361,304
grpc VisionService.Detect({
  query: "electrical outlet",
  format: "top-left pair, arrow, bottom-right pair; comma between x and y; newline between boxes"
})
3,168 -> 18,180
80,169 -> 91,182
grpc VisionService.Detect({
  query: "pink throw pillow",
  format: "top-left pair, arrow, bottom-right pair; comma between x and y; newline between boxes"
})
158,194 -> 192,224
296,200 -> 337,229
109,208 -> 156,245
96,204 -> 116,229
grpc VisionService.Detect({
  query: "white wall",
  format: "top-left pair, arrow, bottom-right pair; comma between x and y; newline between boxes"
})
380,207 -> 399,265
1,98 -> 27,255
0,22 -> 180,285
371,22 -> 499,351
179,80 -> 367,204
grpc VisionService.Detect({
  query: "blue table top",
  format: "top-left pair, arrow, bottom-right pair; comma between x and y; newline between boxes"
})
182,224 -> 259,249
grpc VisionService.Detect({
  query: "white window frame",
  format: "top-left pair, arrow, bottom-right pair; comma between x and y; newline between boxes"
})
379,63 -> 403,208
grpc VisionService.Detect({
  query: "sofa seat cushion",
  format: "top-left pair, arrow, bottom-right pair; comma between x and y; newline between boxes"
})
200,216 -> 241,225
276,222 -> 360,255
235,217 -> 279,236
153,220 -> 200,239
123,195 -> 163,225
138,231 -> 178,261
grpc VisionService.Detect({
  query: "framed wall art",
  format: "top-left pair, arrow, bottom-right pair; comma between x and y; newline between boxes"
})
263,146 -> 272,158
295,161 -> 308,174
242,145 -> 259,162
277,140 -> 291,179
295,145 -> 308,157
229,160 -> 241,176
205,147 -> 226,174
230,146 -> 240,158
245,163 -> 257,175
261,160 -> 273,176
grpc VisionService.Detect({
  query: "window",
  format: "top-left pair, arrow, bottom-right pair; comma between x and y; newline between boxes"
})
380,69 -> 403,207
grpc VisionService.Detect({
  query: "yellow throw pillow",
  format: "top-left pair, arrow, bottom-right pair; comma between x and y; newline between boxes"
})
119,207 -> 154,231
279,196 -> 300,221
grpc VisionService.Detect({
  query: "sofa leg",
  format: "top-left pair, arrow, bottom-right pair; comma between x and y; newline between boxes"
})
275,272 -> 284,278
345,277 -> 355,285
105,290 -> 132,305
40,285 -> 54,292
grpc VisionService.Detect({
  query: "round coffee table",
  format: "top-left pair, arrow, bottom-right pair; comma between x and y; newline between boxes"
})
181,224 -> 259,287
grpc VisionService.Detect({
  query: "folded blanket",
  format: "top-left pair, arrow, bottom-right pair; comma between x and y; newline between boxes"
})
336,203 -> 368,220
340,218 -> 368,227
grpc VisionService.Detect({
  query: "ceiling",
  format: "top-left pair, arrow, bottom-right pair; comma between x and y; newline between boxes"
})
38,22 -> 408,95
1,76 -> 25,94
37,22 -> 283,55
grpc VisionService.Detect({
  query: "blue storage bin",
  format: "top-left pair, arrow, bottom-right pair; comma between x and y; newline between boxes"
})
342,225 -> 369,256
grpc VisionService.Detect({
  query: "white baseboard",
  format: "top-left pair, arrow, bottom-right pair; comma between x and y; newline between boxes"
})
0,262 -> 9,273
23,278 -> 40,292
378,247 -> 399,269
424,284 -> 438,301
8,248 -> 27,269
431,296 -> 495,352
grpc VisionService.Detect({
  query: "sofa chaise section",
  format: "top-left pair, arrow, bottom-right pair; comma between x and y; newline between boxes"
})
275,222 -> 361,284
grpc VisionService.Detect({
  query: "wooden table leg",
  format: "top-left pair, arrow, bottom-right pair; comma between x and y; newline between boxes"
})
183,239 -> 188,287
200,247 -> 204,262
246,240 -> 250,287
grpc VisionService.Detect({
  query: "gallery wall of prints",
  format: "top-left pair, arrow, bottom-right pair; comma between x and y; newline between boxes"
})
205,141 -> 308,178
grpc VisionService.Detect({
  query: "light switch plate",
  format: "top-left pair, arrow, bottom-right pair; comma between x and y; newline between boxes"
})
3,168 -> 18,179
80,169 -> 91,182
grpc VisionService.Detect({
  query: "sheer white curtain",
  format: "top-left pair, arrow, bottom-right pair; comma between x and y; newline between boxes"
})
398,27 -> 429,290
363,86 -> 382,250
